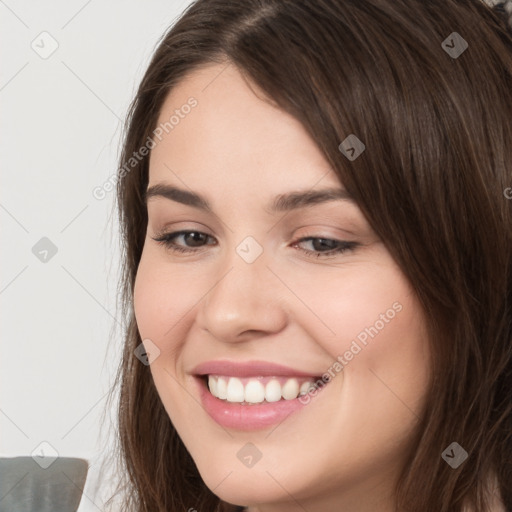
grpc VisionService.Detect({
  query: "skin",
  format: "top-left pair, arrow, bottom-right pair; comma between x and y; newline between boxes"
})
133,62 -> 431,512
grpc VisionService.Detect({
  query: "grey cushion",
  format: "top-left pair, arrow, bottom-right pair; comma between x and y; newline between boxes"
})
0,457 -> 88,512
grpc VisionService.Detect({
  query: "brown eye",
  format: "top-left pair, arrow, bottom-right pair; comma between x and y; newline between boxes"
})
292,237 -> 359,258
152,230 -> 216,253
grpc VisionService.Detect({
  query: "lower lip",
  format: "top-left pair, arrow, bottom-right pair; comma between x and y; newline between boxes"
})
195,377 -> 323,430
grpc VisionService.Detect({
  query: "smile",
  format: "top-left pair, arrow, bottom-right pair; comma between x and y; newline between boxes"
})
207,375 -> 318,404
192,360 -> 328,430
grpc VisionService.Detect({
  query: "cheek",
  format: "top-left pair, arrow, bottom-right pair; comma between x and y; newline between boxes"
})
133,257 -> 163,341
297,259 -> 430,421
290,257 -> 424,358
133,250 -> 198,342
133,252 -> 198,418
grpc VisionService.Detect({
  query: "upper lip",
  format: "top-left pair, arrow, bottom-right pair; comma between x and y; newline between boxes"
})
192,360 -> 321,378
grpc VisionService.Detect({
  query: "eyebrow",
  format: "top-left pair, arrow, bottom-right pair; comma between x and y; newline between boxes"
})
145,183 -> 354,213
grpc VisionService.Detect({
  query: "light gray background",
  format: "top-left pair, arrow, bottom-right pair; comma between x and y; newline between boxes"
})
1,1 -> 194,509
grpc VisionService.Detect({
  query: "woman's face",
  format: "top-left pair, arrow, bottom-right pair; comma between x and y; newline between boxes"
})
134,62 -> 430,511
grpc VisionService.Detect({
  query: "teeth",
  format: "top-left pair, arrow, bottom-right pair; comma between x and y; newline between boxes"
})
207,375 -> 317,404
244,380 -> 265,403
216,377 -> 228,399
226,377 -> 245,402
208,376 -> 217,396
282,378 -> 299,400
299,381 -> 314,395
265,379 -> 282,402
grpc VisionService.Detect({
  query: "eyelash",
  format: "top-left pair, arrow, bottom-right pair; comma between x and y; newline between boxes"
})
151,230 -> 359,259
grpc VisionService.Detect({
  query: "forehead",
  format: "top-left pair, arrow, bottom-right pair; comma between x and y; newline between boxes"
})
148,63 -> 342,193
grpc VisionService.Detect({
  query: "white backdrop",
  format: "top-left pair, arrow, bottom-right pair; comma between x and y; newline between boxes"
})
0,1 -> 194,509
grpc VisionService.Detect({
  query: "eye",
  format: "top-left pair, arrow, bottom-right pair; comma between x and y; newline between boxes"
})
151,230 -> 359,258
292,237 -> 359,258
152,230 -> 216,254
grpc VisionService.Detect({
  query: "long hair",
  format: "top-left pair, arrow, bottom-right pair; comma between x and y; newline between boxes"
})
106,1 -> 512,510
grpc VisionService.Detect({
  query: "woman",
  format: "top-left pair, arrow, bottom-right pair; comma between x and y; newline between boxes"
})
106,0 -> 512,510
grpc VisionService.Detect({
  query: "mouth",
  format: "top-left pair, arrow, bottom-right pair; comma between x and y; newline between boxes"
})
202,374 -> 320,404
192,360 -> 328,430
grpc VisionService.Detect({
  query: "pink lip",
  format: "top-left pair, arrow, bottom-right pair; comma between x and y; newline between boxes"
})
191,359 -> 320,378
191,360 -> 325,431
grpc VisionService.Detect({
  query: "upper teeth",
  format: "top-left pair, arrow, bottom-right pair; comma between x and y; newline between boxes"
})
207,375 -> 316,404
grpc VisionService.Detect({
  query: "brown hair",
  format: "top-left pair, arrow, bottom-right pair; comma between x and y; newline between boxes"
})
105,1 -> 512,510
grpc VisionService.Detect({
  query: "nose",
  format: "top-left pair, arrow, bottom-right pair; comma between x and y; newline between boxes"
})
195,247 -> 288,343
